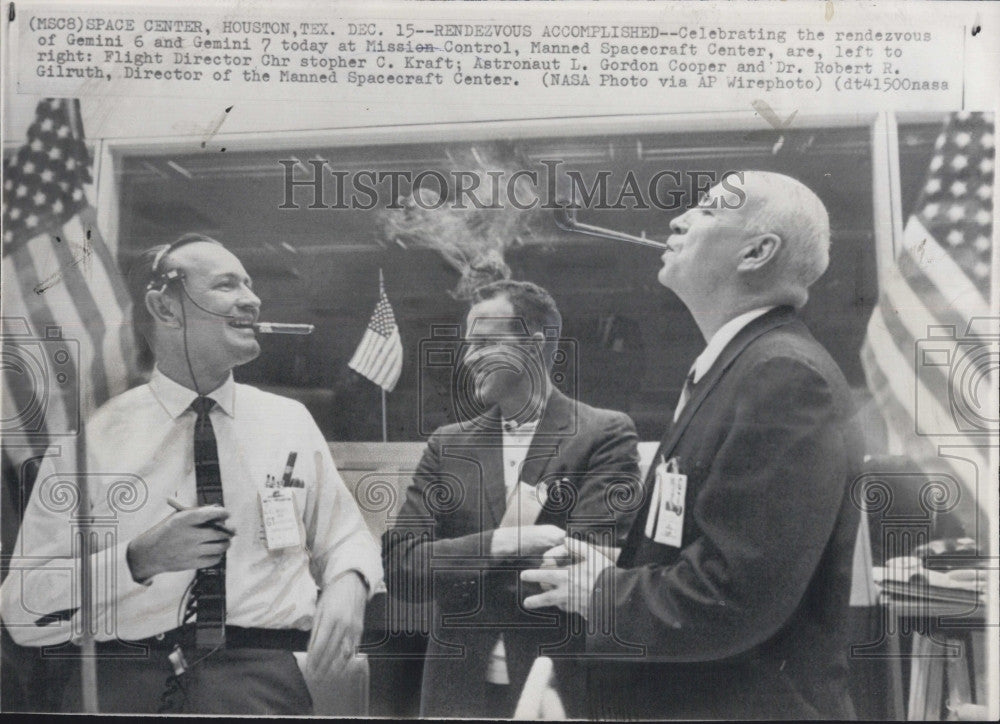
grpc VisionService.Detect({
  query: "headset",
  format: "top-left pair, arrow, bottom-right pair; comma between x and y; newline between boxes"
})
146,235 -> 233,396
146,266 -> 185,292
147,236 -> 243,321
145,236 -> 232,710
148,237 -> 313,336
146,234 -> 223,292
146,237 -> 310,396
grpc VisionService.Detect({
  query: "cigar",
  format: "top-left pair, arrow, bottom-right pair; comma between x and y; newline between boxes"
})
252,322 -> 315,335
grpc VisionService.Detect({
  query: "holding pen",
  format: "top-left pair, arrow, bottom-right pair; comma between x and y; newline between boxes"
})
167,497 -> 237,536
125,498 -> 235,584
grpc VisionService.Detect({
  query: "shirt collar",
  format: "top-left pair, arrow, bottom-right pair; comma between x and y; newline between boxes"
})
690,306 -> 775,383
501,389 -> 551,433
502,418 -> 539,434
149,367 -> 236,419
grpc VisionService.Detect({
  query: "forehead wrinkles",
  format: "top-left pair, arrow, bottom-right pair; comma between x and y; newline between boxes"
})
170,244 -> 246,281
467,315 -> 530,337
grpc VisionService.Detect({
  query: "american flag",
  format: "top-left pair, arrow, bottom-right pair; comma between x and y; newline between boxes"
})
1,99 -> 137,508
860,112 -> 995,527
348,270 -> 403,392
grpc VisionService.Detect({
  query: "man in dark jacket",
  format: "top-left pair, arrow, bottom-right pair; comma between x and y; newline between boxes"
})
383,280 -> 641,717
523,172 -> 863,719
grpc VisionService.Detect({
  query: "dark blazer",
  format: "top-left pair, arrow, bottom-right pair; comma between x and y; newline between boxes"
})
588,306 -> 863,720
383,389 -> 641,718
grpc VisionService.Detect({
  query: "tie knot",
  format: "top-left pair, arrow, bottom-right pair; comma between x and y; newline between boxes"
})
685,366 -> 697,387
503,419 -> 538,433
191,396 -> 215,416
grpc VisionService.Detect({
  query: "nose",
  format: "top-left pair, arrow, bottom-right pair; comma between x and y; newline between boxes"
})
238,285 -> 262,314
669,211 -> 689,235
460,345 -> 488,375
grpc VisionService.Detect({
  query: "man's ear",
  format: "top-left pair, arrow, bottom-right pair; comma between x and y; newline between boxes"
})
145,288 -> 181,328
530,330 -> 547,357
737,233 -> 782,273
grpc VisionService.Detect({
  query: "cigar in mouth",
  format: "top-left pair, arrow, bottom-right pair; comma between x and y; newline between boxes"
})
252,322 -> 315,335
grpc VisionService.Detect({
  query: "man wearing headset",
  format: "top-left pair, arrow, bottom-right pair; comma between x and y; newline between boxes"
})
0,234 -> 382,714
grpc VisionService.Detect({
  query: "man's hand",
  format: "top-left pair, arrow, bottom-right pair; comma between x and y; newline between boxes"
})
306,572 -> 367,682
126,506 -> 235,582
490,524 -> 565,557
520,537 -> 614,619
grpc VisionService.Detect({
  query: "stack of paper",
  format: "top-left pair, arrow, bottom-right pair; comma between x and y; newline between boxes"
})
874,556 -> 986,605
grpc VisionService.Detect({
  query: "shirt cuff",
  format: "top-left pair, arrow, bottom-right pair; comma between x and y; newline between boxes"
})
116,540 -> 158,595
79,541 -> 167,643
327,568 -> 377,600
124,541 -> 155,587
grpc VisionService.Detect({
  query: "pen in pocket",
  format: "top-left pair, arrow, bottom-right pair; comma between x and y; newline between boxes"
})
281,452 -> 298,486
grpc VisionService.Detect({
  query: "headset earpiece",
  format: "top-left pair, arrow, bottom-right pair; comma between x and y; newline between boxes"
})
147,234 -> 218,292
146,268 -> 185,292
146,234 -> 226,294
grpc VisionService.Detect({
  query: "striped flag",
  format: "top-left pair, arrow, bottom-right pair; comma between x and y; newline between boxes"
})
860,112 -> 995,527
1,99 -> 137,509
348,270 -> 403,392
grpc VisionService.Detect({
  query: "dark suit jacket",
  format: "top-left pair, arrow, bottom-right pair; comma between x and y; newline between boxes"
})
588,306 -> 862,720
382,389 -> 641,718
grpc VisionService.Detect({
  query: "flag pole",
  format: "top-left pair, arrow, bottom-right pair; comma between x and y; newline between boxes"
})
381,388 -> 388,444
379,268 -> 388,443
66,97 -> 99,714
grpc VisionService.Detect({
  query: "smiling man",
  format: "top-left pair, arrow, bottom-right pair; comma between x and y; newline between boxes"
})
523,172 -> 864,719
383,280 -> 640,718
0,234 -> 382,714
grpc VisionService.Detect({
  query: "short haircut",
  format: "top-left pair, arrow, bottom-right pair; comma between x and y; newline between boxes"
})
126,233 -> 224,368
738,171 -> 830,306
470,279 -> 562,337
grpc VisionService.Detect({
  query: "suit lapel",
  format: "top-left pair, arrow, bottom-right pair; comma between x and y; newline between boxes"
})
459,408 -> 508,528
480,390 -> 571,526
658,305 -> 798,463
518,389 -> 573,487
476,425 -> 507,528
620,307 -> 797,565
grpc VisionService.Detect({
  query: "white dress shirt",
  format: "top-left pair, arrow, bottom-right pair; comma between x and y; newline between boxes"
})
1,369 -> 383,645
690,307 -> 776,384
674,307 -> 775,421
486,417 -> 540,686
501,419 -> 539,497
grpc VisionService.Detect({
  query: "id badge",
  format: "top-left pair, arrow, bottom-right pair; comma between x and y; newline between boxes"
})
259,488 -> 303,550
645,458 -> 687,548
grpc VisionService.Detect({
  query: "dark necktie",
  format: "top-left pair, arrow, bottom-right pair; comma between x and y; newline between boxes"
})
191,396 -> 226,649
673,366 -> 697,422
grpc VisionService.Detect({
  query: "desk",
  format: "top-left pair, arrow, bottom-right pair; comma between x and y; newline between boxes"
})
882,593 -> 987,720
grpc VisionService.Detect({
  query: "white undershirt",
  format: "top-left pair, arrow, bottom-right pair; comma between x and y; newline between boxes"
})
690,307 -> 776,384
673,307 -> 775,422
486,418 -> 539,686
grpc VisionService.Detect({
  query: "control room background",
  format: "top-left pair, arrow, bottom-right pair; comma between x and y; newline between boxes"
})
110,119 -> 939,445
